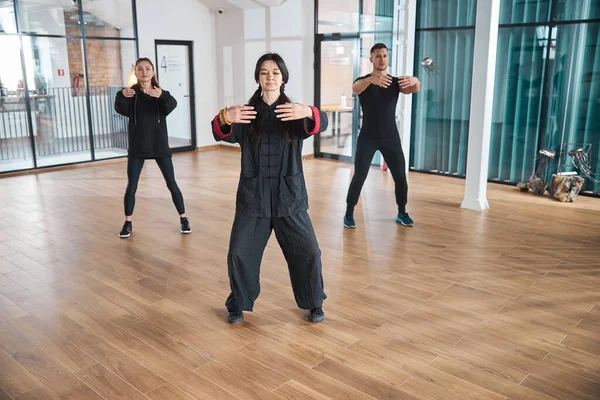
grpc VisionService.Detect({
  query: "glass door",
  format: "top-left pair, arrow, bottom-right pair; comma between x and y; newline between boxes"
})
155,40 -> 196,151
315,37 -> 360,161
315,0 -> 396,165
0,34 -> 36,172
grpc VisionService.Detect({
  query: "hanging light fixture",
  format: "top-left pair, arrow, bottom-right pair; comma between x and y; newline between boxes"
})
421,57 -> 438,74
127,64 -> 137,87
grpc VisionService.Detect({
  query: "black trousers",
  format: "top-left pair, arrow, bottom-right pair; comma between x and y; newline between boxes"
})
124,157 -> 185,216
346,134 -> 408,214
225,211 -> 326,312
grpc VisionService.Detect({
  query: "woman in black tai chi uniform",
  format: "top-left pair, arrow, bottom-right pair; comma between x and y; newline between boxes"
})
212,53 -> 328,324
114,57 -> 191,238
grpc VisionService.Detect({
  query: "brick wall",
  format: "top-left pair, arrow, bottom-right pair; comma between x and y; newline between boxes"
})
64,11 -> 123,88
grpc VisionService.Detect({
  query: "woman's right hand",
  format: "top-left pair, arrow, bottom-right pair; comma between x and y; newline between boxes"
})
225,105 -> 256,124
122,88 -> 135,98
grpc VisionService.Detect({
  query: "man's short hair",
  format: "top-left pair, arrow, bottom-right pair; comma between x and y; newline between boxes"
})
370,43 -> 388,54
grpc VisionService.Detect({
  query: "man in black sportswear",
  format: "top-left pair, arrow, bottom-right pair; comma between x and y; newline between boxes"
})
344,43 -> 420,228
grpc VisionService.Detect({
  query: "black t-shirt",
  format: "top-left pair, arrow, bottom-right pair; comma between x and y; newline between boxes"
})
355,74 -> 400,138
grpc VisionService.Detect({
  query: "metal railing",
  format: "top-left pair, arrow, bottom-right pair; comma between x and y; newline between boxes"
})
0,86 -> 128,162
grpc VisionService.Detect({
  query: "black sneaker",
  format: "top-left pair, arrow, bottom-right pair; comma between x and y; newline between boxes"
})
228,310 -> 244,324
119,221 -> 132,238
309,308 -> 325,323
180,217 -> 192,234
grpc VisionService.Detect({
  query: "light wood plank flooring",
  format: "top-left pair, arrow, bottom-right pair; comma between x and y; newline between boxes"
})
0,148 -> 599,399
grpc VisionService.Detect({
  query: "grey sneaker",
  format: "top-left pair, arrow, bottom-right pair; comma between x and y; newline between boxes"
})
227,310 -> 244,324
309,308 -> 325,323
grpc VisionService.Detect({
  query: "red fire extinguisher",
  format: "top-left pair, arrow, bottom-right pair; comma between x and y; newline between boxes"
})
72,74 -> 83,96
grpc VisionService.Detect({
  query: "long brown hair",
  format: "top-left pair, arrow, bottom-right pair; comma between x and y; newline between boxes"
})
246,53 -> 301,143
131,58 -> 160,90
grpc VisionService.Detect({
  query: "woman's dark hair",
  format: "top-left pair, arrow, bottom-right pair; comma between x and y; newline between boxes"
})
246,53 -> 300,143
131,58 -> 160,90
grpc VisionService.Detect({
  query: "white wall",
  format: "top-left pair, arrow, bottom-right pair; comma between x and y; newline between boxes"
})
214,0 -> 316,155
394,0 -> 417,173
120,27 -> 136,86
136,0 -> 218,148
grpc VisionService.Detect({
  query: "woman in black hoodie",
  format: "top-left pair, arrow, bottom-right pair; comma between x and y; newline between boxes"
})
114,58 -> 191,238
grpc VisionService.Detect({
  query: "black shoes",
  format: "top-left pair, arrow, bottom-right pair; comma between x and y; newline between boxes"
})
309,308 -> 325,323
225,308 -> 323,324
119,221 -> 132,238
119,218 -> 192,238
228,310 -> 244,324
180,217 -> 192,234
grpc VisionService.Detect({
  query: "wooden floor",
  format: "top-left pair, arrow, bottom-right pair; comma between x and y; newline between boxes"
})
0,149 -> 599,400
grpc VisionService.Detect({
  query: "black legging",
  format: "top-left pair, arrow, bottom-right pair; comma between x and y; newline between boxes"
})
124,157 -> 185,216
346,134 -> 408,214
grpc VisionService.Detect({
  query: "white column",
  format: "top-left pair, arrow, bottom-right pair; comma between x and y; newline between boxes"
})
461,0 -> 500,211
392,0 -> 417,174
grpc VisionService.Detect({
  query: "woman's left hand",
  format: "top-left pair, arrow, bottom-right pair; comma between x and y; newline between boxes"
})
145,86 -> 163,98
275,103 -> 312,121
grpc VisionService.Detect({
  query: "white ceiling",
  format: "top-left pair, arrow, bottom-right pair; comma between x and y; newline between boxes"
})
83,0 -> 132,30
7,0 -> 133,29
0,0 -> 290,30
196,0 -> 288,11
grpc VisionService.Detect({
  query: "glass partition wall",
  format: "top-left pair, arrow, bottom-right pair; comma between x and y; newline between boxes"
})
412,0 -> 600,195
315,0 -> 396,163
0,0 -> 138,173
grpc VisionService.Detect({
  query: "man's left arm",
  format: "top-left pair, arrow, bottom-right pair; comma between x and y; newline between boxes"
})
399,76 -> 420,94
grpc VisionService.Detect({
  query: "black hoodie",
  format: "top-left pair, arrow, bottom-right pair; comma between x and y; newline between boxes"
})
114,87 -> 177,159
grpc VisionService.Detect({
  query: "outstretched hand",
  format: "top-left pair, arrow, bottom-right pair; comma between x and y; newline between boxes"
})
145,86 -> 163,98
275,103 -> 312,121
370,73 -> 393,88
122,88 -> 135,98
399,76 -> 419,91
225,105 -> 257,124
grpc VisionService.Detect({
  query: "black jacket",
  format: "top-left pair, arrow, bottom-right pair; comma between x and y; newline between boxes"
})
212,100 -> 328,218
114,87 -> 177,159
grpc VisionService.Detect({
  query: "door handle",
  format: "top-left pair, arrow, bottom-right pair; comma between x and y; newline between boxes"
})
184,95 -> 194,98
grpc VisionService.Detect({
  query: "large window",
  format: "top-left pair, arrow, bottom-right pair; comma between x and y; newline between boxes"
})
541,21 -> 600,194
410,0 -> 476,176
489,26 -> 549,184
0,0 -> 137,173
491,0 -> 600,194
412,0 -> 600,195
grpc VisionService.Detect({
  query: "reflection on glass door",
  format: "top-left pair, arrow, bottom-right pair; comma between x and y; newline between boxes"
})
542,22 -> 600,194
0,35 -> 35,173
24,36 -> 93,168
86,39 -> 136,161
1,0 -> 139,174
318,39 -> 357,159
155,41 -> 196,150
